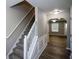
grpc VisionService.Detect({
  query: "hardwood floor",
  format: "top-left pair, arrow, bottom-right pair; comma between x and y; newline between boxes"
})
39,35 -> 71,59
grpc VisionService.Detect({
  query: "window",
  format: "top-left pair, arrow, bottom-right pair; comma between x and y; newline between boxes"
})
51,23 -> 59,32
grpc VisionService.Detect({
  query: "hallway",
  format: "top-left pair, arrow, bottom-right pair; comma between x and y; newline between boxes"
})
39,35 -> 70,59
6,0 -> 72,59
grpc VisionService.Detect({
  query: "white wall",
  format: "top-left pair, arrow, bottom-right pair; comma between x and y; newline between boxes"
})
36,8 -> 49,37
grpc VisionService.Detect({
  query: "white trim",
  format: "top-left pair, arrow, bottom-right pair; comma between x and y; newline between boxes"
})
6,7 -> 33,39
24,35 -> 27,59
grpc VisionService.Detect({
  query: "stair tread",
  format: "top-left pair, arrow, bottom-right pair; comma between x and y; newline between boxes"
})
13,47 -> 23,58
9,53 -> 22,59
19,39 -> 24,44
20,35 -> 24,40
16,42 -> 23,49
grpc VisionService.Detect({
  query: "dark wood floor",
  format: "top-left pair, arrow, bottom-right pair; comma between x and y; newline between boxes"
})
39,35 -> 70,59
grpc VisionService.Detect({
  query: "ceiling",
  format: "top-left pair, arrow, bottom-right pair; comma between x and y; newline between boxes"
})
26,0 -> 72,11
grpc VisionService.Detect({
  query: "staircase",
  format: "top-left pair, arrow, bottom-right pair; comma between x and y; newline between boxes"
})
7,1 -> 49,59
9,16 -> 35,59
8,1 -> 35,59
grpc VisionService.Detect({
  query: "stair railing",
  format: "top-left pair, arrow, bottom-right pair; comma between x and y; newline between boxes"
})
24,20 -> 38,59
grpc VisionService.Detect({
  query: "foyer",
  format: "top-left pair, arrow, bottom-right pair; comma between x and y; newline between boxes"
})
6,0 -> 72,59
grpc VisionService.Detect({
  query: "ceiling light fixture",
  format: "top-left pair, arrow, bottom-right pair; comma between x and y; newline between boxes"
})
49,9 -> 63,15
53,9 -> 63,14
54,11 -> 60,14
51,20 -> 57,22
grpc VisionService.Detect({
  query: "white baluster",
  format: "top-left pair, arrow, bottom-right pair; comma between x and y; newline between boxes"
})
24,35 -> 27,59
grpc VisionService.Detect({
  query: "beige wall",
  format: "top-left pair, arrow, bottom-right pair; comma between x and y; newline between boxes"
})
36,8 -> 49,37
